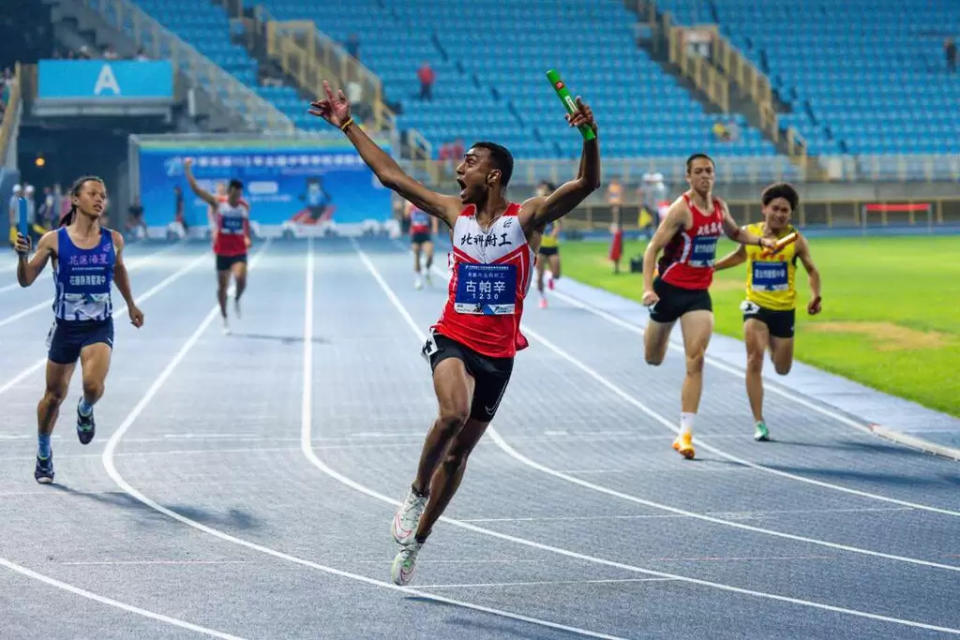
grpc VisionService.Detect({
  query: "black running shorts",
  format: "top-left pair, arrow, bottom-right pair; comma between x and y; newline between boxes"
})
741,301 -> 795,338
648,276 -> 712,324
422,332 -> 514,422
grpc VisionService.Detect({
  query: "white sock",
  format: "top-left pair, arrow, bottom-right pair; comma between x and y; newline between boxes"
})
680,412 -> 696,435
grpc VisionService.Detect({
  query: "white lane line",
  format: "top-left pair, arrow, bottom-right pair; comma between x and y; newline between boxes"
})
417,578 -> 678,589
97,241 -> 627,640
401,255 -> 960,547
0,558 -> 245,639
303,239 -> 627,640
347,243 -> 960,633
429,263 -> 960,518
0,244 -> 182,329
61,560 -> 250,566
551,286 -> 952,446
459,507 -> 913,523
0,252 -> 209,401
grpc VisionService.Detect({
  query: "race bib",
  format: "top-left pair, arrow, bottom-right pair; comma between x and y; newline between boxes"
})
752,261 -> 788,291
220,216 -> 245,234
740,299 -> 761,315
689,235 -> 718,267
454,263 -> 516,315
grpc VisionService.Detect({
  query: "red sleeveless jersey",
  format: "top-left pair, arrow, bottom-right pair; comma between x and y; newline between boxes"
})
432,203 -> 533,358
658,194 -> 724,290
212,196 -> 250,256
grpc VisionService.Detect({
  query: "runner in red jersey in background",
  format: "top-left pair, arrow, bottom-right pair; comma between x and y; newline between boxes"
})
184,158 -> 251,335
309,80 -> 600,585
641,154 -> 775,460
404,200 -> 439,289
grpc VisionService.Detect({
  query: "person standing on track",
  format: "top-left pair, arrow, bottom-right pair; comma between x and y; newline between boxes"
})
405,200 -> 439,289
14,176 -> 144,483
184,158 -> 251,335
309,80 -> 601,586
714,182 -> 822,441
641,154 -> 775,460
533,181 -> 562,309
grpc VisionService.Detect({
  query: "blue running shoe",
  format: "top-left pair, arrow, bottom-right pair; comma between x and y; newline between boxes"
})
77,398 -> 95,445
35,454 -> 54,484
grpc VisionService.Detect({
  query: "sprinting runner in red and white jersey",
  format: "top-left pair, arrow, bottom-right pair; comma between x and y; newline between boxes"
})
308,80 -> 601,586
184,159 -> 252,334
404,201 -> 439,289
641,153 -> 775,460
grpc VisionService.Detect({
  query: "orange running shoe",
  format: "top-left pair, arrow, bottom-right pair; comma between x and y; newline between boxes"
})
672,432 -> 695,459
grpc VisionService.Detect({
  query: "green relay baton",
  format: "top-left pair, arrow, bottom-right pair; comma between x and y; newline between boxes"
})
546,69 -> 595,141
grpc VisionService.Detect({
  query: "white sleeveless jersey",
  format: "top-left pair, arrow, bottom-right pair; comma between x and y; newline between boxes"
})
433,203 -> 534,358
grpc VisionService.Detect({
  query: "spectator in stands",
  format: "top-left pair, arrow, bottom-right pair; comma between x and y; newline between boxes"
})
78,45 -> 92,59
135,47 -> 150,61
38,186 -> 55,229
727,119 -> 741,142
346,33 -> 360,59
945,38 -> 957,73
127,196 -> 147,240
450,137 -> 464,160
103,44 -> 119,60
712,119 -> 732,142
417,61 -> 435,101
346,80 -> 371,123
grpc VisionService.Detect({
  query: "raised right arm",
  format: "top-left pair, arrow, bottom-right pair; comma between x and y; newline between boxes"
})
309,81 -> 461,227
183,159 -> 218,208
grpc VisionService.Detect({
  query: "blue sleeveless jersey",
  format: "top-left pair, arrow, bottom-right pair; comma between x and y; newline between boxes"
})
52,227 -> 115,322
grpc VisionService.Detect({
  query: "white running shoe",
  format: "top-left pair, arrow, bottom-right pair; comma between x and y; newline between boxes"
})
221,315 -> 230,335
391,540 -> 422,586
391,488 -> 428,545
414,275 -> 423,290
424,271 -> 432,286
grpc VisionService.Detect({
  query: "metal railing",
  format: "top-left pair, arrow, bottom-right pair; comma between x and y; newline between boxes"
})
658,9 -> 810,167
712,35 -> 778,142
0,62 -> 23,168
666,21 -> 730,112
261,15 -> 395,132
510,155 -> 808,187
82,0 -> 294,133
546,196 -> 960,231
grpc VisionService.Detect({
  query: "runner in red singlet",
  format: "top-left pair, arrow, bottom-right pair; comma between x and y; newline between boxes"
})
641,154 -> 775,460
309,80 -> 601,586
404,200 -> 439,289
184,158 -> 251,334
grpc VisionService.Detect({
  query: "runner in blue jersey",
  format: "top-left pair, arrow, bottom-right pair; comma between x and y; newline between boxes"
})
14,176 -> 144,483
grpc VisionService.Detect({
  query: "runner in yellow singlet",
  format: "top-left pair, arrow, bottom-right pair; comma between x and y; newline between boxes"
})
714,183 -> 822,441
534,181 -> 561,308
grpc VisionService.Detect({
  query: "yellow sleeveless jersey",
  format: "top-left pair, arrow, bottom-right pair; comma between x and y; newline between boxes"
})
744,223 -> 798,311
540,221 -> 559,248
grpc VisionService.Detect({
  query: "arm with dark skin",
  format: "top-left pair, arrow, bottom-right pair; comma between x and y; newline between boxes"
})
795,234 -> 822,314
183,159 -> 218,208
110,230 -> 144,327
15,230 -> 56,287
520,98 -> 600,235
309,81 -> 461,229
